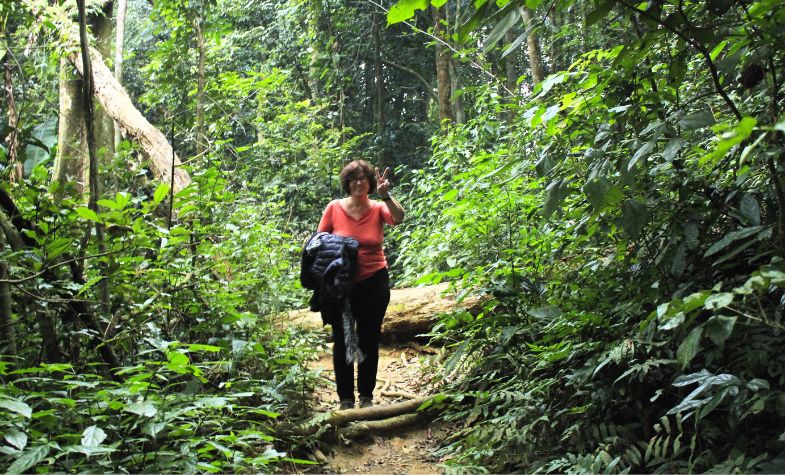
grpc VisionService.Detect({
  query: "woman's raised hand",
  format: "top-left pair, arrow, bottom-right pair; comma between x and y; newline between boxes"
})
376,167 -> 391,198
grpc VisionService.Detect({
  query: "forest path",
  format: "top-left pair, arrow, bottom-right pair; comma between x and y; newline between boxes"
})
289,284 -> 481,473
307,342 -> 447,474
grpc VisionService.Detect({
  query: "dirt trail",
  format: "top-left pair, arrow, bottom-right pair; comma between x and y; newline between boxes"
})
308,342 -> 448,474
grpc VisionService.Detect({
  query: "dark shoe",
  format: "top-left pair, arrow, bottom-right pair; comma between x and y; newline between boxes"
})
359,396 -> 373,408
339,399 -> 355,410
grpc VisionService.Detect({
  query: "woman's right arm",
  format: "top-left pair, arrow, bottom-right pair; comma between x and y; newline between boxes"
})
317,201 -> 333,232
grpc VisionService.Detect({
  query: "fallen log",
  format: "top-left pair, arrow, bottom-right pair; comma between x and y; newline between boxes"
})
287,283 -> 486,340
279,396 -> 435,439
338,412 -> 425,439
70,47 -> 191,193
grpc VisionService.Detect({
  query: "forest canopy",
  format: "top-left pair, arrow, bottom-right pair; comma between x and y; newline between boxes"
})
1,0 -> 784,472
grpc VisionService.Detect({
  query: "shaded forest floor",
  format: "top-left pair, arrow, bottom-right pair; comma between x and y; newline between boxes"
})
306,337 -> 448,473
284,284 -> 480,473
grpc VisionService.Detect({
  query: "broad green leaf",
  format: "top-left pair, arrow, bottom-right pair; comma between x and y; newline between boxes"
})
537,72 -> 567,96
663,137 -> 685,162
24,145 -> 49,174
387,0 -> 429,25
704,292 -> 733,310
586,0 -> 614,26
583,179 -> 609,211
125,400 -> 157,417
621,199 -> 648,238
81,426 -> 107,447
115,192 -> 131,210
527,306 -> 561,321
77,207 -> 101,222
143,422 -> 166,438
483,6 -> 520,52
45,238 -> 72,260
677,326 -> 703,369
4,430 -> 28,451
543,178 -> 569,218
709,40 -> 728,60
0,397 -> 32,418
699,117 -> 757,166
153,182 -> 171,205
739,194 -> 761,226
704,225 -> 766,257
705,315 -> 736,345
628,141 -> 654,171
679,111 -> 715,130
6,445 -> 49,475
747,379 -> 770,391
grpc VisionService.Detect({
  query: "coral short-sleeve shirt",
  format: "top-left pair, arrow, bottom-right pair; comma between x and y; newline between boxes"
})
317,199 -> 397,282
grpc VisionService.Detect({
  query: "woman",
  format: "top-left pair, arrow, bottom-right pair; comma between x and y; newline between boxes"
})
317,160 -> 404,409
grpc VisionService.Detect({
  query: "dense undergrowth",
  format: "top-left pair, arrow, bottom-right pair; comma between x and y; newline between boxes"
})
0,162 -> 328,472
389,6 -> 785,468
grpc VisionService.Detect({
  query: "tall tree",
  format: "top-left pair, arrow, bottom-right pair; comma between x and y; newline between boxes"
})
114,0 -> 127,149
3,52 -> 23,183
520,7 -> 544,85
432,5 -> 453,125
53,1 -> 115,193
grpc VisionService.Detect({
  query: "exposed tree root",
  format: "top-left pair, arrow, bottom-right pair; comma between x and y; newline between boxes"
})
338,412 -> 425,439
279,396 -> 437,439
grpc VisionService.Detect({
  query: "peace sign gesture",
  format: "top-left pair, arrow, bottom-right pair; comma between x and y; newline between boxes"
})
376,167 -> 391,199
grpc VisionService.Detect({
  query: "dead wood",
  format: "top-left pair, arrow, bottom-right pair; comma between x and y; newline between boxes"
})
280,396 -> 436,439
287,283 -> 486,340
338,413 -> 425,439
69,47 -> 191,193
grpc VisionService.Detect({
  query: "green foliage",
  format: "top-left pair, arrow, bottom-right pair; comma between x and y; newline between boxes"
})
0,331 -> 322,473
392,0 -> 785,471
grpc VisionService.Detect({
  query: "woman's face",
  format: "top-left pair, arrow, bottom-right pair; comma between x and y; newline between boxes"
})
347,171 -> 370,196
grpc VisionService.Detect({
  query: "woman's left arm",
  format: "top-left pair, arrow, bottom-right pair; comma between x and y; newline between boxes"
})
377,168 -> 404,224
382,196 -> 404,224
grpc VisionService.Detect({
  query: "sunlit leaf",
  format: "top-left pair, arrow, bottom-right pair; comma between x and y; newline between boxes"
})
81,426 -> 107,447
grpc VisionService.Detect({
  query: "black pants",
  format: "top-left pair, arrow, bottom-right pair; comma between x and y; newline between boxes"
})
324,268 -> 390,402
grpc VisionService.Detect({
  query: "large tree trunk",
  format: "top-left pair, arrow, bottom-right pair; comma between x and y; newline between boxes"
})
432,6 -> 454,126
54,2 -> 115,193
3,54 -> 22,183
521,7 -> 545,85
71,47 -> 191,192
55,59 -> 88,192
114,0 -> 127,149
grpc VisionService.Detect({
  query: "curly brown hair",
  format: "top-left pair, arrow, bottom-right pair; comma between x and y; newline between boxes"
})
339,160 -> 378,194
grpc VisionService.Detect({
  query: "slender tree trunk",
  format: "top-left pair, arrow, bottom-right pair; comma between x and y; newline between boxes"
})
77,0 -> 109,316
449,59 -> 465,124
373,9 -> 385,166
504,30 -> 518,94
195,4 -> 207,159
3,55 -> 22,183
432,6 -> 454,126
114,0 -> 127,149
520,7 -> 545,85
0,233 -> 16,357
